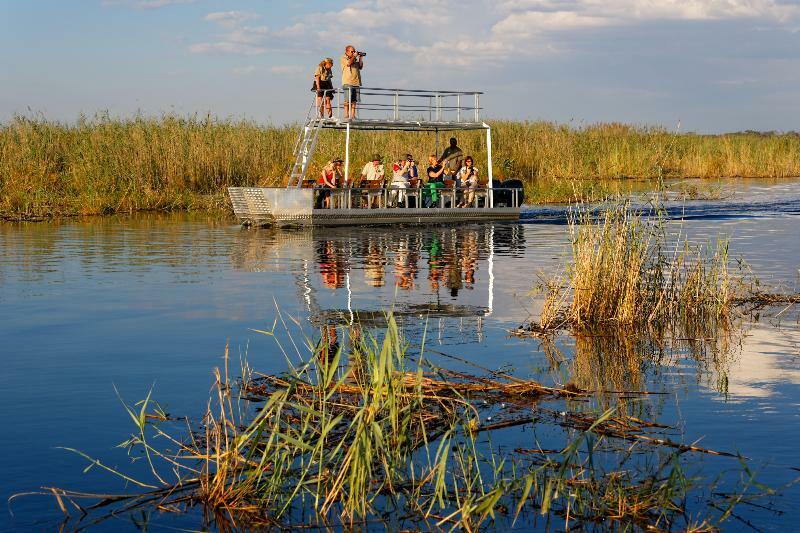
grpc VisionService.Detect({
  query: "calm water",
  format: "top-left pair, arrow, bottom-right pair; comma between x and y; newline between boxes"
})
2,179 -> 799,531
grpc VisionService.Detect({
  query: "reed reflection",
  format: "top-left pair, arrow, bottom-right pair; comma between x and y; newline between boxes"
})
548,317 -> 743,414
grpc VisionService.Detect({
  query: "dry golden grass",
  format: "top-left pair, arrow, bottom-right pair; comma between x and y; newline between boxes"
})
2,114 -> 800,219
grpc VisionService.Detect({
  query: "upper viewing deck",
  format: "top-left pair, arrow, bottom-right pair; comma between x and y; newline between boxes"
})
311,87 -> 487,131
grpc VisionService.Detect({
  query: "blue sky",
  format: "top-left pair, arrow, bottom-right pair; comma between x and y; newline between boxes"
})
1,0 -> 799,132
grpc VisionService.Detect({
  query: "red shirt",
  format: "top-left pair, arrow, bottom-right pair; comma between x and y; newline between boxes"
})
318,169 -> 337,187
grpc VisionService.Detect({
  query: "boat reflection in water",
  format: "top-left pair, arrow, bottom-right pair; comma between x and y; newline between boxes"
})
230,224 -> 526,344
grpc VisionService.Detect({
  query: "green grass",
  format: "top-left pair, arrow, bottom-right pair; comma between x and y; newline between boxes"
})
2,114 -> 800,219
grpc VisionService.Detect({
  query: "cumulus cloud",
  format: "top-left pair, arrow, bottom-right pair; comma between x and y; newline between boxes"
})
187,0 -> 800,65
205,11 -> 260,29
190,42 -> 266,55
102,0 -> 196,9
232,65 -> 257,75
270,65 -> 304,74
190,11 -> 269,55
394,0 -> 800,65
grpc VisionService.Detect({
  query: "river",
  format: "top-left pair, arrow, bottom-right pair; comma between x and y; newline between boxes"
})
1,178 -> 799,531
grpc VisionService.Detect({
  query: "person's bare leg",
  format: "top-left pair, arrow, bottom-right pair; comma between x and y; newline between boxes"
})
351,103 -> 357,119
325,97 -> 333,118
344,102 -> 350,119
316,95 -> 323,117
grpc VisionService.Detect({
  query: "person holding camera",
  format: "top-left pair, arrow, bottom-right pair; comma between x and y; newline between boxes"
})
389,154 -> 418,207
456,156 -> 479,208
312,58 -> 334,119
340,45 -> 365,120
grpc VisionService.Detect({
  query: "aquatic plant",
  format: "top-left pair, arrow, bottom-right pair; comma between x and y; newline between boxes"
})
523,202 -> 737,333
20,316 -> 773,530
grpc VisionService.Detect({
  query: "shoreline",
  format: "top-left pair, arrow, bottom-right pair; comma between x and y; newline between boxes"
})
3,175 -> 799,223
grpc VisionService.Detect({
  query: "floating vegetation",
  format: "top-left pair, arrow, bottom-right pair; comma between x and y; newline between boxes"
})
19,317 -> 777,531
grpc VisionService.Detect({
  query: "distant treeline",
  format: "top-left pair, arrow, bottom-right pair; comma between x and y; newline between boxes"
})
2,114 -> 799,218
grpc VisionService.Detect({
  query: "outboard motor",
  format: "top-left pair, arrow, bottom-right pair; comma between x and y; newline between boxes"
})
491,179 -> 510,206
501,179 -> 525,206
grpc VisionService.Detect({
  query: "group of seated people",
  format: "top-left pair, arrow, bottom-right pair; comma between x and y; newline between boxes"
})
314,137 -> 483,209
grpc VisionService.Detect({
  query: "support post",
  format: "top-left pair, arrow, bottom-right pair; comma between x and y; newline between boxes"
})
344,122 -> 351,186
485,124 -> 493,208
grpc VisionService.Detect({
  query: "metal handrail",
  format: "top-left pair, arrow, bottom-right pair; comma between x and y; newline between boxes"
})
355,86 -> 483,96
312,186 -> 523,209
327,86 -> 483,123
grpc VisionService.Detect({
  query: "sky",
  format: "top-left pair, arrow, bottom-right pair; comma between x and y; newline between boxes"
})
1,0 -> 799,132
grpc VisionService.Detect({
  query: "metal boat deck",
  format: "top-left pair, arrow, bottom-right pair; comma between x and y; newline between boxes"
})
229,186 -> 520,227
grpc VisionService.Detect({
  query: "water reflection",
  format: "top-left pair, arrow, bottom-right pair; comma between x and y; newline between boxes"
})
229,224 -> 528,346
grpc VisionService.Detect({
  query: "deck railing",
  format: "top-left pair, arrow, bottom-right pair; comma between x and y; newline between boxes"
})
313,87 -> 483,124
312,186 -> 522,210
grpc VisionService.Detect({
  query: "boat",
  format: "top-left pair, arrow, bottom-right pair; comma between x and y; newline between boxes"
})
228,87 -> 523,227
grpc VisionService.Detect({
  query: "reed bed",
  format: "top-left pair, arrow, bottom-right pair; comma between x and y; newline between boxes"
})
24,317 -> 770,530
3,114 -> 800,219
519,201 -> 800,338
519,203 -> 737,335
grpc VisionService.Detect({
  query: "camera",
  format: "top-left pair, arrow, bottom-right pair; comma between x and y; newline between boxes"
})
356,51 -> 367,57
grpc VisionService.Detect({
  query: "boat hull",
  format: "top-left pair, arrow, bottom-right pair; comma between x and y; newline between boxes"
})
229,187 -> 520,227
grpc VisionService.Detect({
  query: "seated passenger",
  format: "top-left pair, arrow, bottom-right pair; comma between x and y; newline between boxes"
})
456,156 -> 479,208
389,159 -> 406,207
317,159 -> 343,208
424,154 -> 444,208
360,154 -> 385,184
389,154 -> 418,207
359,154 -> 385,208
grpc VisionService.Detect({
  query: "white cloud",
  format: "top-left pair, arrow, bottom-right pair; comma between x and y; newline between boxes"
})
187,0 -> 800,65
270,65 -> 304,74
205,11 -> 260,29
191,11 -> 269,56
232,65 -> 258,75
396,0 -> 800,65
189,42 -> 266,55
102,0 -> 196,9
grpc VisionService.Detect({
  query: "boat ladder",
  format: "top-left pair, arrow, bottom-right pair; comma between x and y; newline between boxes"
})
287,117 -> 324,187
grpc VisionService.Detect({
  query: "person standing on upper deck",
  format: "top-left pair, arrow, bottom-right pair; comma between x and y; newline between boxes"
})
313,57 -> 334,119
340,45 -> 364,120
439,137 -> 464,178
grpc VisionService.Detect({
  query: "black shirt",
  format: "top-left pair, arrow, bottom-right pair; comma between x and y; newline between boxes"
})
427,164 -> 443,183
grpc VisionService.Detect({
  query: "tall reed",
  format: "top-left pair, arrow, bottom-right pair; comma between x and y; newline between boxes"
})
3,114 -> 799,218
559,203 -> 734,328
